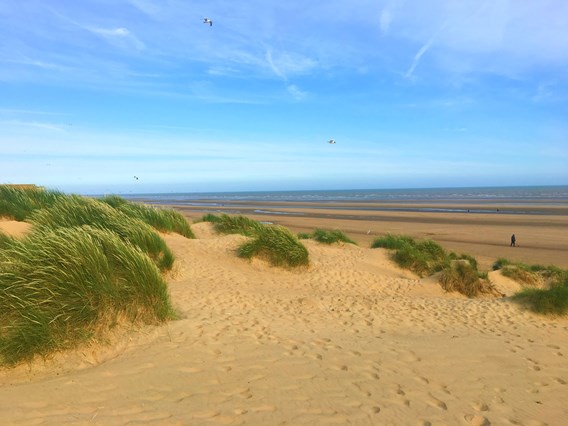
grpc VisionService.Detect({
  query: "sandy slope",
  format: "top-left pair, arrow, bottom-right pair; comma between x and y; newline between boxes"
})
0,222 -> 567,425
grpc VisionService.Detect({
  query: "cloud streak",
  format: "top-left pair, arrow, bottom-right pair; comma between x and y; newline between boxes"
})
87,26 -> 145,51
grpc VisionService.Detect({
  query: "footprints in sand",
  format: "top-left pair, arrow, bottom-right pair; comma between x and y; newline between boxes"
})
464,413 -> 491,426
3,229 -> 567,426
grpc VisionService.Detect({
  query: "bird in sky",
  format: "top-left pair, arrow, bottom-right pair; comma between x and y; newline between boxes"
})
133,176 -> 139,180
203,18 -> 213,26
328,139 -> 336,144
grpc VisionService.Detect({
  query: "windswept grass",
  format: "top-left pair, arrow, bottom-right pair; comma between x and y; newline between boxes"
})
372,234 -> 493,297
101,195 -> 194,238
30,196 -> 174,271
238,225 -> 309,268
205,214 -> 265,237
439,260 -> 494,298
493,258 -> 568,316
199,213 -> 222,223
0,231 -> 14,249
372,234 -> 448,277
0,186 -> 64,221
0,226 -> 174,365
0,188 -> 183,365
371,234 -> 415,250
493,258 -> 564,287
301,229 -> 357,245
201,214 -> 309,268
512,277 -> 568,316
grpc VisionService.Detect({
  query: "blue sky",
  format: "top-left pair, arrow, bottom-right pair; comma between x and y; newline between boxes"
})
1,0 -> 567,194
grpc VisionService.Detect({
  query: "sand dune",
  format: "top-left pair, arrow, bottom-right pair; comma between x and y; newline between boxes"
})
1,221 -> 567,425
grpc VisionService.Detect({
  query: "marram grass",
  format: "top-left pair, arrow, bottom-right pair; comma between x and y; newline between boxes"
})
0,226 -> 174,365
494,258 -> 568,316
372,234 -> 493,297
493,258 -> 565,288
302,229 -> 357,245
207,214 -> 265,237
203,214 -> 309,268
512,283 -> 568,316
371,234 -> 415,250
101,195 -> 194,238
0,186 -> 64,221
30,195 -> 175,271
0,188 -> 191,365
238,225 -> 309,268
439,260 -> 492,298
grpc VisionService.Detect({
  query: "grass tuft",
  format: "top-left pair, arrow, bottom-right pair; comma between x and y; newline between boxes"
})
238,225 -> 309,268
30,195 -> 174,271
0,226 -> 174,365
373,235 -> 448,277
492,258 -> 565,288
512,285 -> 568,316
0,186 -> 65,221
493,258 -> 568,316
305,229 -> 357,245
199,213 -> 222,223
371,234 -> 415,250
372,234 -> 495,297
439,261 -> 494,298
201,214 -> 309,268
209,214 -> 265,237
100,195 -> 194,238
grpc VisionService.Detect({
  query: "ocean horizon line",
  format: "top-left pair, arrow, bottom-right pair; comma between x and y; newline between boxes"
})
110,184 -> 568,198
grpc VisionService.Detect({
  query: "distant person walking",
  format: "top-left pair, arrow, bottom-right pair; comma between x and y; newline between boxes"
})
510,234 -> 516,247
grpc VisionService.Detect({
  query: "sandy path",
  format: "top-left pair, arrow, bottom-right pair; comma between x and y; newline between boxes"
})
0,223 -> 567,425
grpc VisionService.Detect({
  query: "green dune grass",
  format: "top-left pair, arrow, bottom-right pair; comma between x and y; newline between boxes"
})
101,195 -> 194,238
494,258 -> 568,315
30,195 -> 175,271
238,225 -> 309,268
371,234 -> 494,297
300,228 -> 357,245
206,213 -> 265,237
0,186 -> 65,221
0,188 -> 193,365
439,260 -> 487,298
512,283 -> 568,316
0,226 -> 174,365
372,234 -> 448,276
203,214 -> 309,268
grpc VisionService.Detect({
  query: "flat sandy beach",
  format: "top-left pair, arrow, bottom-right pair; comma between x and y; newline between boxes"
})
0,208 -> 567,425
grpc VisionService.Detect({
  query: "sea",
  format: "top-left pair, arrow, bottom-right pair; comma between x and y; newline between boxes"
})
120,186 -> 568,216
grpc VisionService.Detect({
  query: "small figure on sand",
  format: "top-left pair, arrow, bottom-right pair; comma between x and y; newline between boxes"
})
510,234 -> 516,247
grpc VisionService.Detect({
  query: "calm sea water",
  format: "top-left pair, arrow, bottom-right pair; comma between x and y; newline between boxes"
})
122,186 -> 568,205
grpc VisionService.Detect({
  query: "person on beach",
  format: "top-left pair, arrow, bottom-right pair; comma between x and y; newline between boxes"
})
510,234 -> 516,247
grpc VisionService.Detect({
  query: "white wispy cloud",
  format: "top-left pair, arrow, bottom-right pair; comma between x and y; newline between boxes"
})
380,9 -> 392,34
405,36 -> 435,79
88,26 -> 145,51
0,120 -> 67,132
287,84 -> 307,101
265,49 -> 286,80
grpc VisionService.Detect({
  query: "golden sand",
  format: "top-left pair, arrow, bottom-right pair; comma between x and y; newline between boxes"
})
0,218 -> 567,425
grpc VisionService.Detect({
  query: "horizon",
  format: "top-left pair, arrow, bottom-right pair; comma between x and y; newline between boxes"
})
86,184 -> 568,197
2,1 -> 567,194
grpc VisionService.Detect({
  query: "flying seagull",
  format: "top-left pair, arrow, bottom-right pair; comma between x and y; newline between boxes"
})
133,176 -> 139,180
328,139 -> 336,144
203,18 -> 213,26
